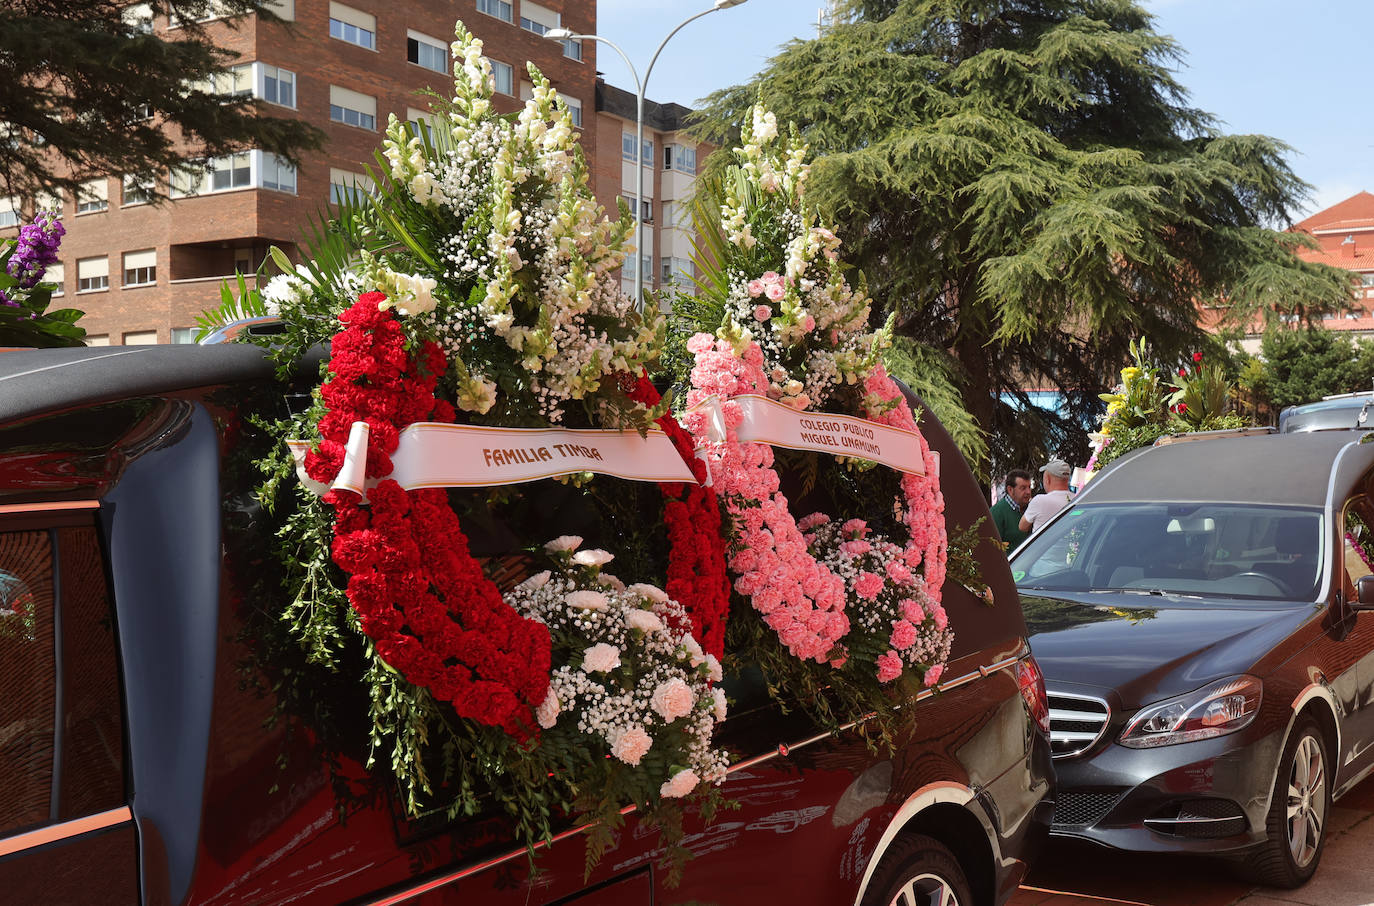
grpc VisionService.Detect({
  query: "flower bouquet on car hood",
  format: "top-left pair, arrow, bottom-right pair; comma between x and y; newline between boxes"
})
226,21 -> 728,877
666,105 -> 959,746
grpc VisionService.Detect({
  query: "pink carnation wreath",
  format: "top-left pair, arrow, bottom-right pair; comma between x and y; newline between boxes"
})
683,333 -> 948,678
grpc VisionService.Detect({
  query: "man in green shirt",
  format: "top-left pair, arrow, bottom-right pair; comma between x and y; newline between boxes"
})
991,469 -> 1033,554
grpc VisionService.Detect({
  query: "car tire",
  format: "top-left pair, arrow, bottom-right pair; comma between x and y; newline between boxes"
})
862,833 -> 972,906
1243,716 -> 1331,888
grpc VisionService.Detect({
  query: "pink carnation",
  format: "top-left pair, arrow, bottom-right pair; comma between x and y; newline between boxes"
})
754,305 -> 772,322
885,561 -> 913,584
924,664 -> 945,687
686,332 -> 715,354
931,604 -> 948,630
901,597 -> 925,623
660,768 -> 700,799
610,726 -> 653,765
889,619 -> 918,650
581,642 -> 621,673
854,571 -> 884,600
876,650 -> 903,683
841,518 -> 869,537
651,678 -> 695,722
798,512 -> 830,531
841,539 -> 872,557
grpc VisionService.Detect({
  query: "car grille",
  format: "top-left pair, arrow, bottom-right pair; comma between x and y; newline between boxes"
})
1048,691 -> 1110,758
1053,791 -> 1120,829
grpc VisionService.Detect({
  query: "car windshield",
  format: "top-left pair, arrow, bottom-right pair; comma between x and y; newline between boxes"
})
1011,503 -> 1324,601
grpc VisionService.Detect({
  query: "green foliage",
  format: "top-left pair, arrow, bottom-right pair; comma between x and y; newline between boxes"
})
1255,328 -> 1374,410
689,0 -> 1353,475
0,242 -> 84,348
0,1 -> 323,200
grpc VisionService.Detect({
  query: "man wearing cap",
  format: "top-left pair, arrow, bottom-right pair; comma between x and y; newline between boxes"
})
1020,458 -> 1075,535
991,469 -> 1033,553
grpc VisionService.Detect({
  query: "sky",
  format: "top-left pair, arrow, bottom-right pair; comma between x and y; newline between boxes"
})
596,0 -> 1372,222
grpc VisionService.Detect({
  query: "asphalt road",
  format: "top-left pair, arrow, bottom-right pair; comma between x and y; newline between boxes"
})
1011,773 -> 1374,906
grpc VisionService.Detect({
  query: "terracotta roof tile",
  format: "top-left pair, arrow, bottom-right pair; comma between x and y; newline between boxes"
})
1295,191 -> 1374,233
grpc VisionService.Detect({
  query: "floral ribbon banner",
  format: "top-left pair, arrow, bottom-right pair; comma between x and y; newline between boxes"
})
289,421 -> 697,497
692,394 -> 926,476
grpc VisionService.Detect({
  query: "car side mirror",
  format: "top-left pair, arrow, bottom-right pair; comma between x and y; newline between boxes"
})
1357,575 -> 1374,609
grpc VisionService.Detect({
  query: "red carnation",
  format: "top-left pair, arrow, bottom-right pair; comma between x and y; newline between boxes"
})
1192,351 -> 1203,362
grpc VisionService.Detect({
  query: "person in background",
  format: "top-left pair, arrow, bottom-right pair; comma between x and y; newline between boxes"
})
991,468 -> 1033,553
1020,459 -> 1075,535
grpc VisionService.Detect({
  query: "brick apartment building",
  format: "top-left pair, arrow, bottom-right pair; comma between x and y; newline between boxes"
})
3,1 -> 707,345
1202,191 -> 1374,353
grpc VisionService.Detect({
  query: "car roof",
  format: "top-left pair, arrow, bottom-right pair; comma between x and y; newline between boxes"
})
1079,431 -> 1374,507
1280,394 -> 1374,433
0,344 -> 309,424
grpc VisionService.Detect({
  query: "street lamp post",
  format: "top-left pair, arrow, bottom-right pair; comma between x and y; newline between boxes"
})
546,0 -> 748,309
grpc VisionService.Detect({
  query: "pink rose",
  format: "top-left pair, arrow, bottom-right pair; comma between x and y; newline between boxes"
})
610,727 -> 653,765
765,282 -> 785,302
924,664 -> 944,687
754,305 -> 772,322
854,571 -> 884,600
803,315 -> 816,332
876,651 -> 903,683
651,678 -> 695,722
660,768 -> 700,799
762,270 -> 780,283
900,597 -> 925,623
889,619 -> 917,650
748,279 -> 765,297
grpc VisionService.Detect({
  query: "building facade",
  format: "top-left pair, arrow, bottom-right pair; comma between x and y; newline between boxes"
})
6,0 -> 607,346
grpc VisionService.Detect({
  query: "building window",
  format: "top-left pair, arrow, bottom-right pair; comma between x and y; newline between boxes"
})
329,168 -> 375,205
477,0 -> 513,24
328,2 -> 376,50
661,256 -> 692,287
46,262 -> 63,295
123,331 -> 159,345
520,0 -> 558,35
563,37 -> 582,61
1279,313 -> 1300,323
193,63 -> 253,99
171,328 -> 197,344
485,57 -> 514,95
85,335 -> 110,347
1347,310 -> 1364,320
123,2 -> 154,33
261,64 -> 295,108
662,200 -> 683,228
77,257 -> 109,292
130,101 -> 154,122
76,179 -> 108,214
260,155 -> 296,193
171,152 -> 251,196
34,190 -> 62,218
123,249 -> 157,287
407,30 -> 447,73
664,144 -> 697,174
0,197 -> 17,228
559,93 -> 582,128
621,197 -> 652,222
122,174 -> 154,206
330,85 -> 377,130
1361,273 -> 1374,287
622,133 -> 653,164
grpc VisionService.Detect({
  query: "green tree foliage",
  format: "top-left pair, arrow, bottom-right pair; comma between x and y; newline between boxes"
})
0,1 -> 323,200
1256,328 -> 1374,410
690,0 -> 1352,477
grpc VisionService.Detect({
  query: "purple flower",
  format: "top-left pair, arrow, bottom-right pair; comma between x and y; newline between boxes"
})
7,212 -> 65,289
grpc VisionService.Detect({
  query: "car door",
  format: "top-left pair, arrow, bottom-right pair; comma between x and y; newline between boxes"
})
1332,493 -> 1374,784
0,505 -> 137,904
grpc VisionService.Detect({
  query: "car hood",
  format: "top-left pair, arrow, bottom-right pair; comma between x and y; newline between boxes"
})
1021,591 -> 1320,709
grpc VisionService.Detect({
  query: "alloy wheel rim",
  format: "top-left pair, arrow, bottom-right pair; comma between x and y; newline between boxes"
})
888,872 -> 959,906
1286,734 -> 1327,868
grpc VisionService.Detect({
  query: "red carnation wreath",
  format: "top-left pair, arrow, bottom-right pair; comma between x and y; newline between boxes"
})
305,293 -> 730,737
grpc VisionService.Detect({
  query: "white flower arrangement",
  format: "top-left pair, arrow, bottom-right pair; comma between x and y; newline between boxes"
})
510,538 -> 729,798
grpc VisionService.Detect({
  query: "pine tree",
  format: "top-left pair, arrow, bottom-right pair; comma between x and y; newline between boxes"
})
690,0 -> 1351,474
0,1 -> 322,201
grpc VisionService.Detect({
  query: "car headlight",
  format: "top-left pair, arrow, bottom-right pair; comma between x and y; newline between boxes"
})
1118,675 -> 1262,748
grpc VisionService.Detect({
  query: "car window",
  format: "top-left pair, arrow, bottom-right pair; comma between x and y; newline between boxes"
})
0,524 -> 125,838
1012,503 -> 1324,601
1342,496 -> 1374,594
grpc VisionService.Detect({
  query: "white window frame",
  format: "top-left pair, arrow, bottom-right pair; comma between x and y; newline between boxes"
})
329,168 -> 374,205
330,84 -> 377,131
122,174 -> 155,206
260,64 -> 296,109
122,249 -> 157,288
76,179 -> 109,214
407,30 -> 447,73
476,0 -> 513,24
77,256 -> 109,293
260,154 -> 297,194
485,57 -> 514,96
665,143 -> 697,174
622,132 -> 652,164
0,196 -> 17,228
46,262 -> 63,296
559,93 -> 582,128
520,0 -> 558,35
328,1 -> 376,50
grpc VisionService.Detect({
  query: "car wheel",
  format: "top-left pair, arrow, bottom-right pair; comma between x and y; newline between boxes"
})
862,833 -> 971,906
1244,716 -> 1331,888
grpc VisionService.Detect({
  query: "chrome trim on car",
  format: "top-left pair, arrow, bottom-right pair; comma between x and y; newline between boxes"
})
0,806 -> 132,858
362,653 -> 1025,905
1143,814 -> 1242,827
1047,691 -> 1111,759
